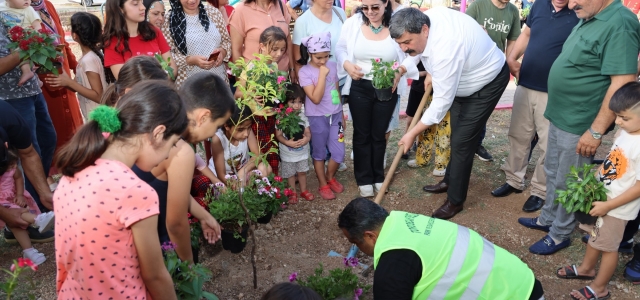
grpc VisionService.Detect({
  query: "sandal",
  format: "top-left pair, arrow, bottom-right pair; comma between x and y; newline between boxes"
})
318,185 -> 336,200
557,265 -> 596,280
571,286 -> 611,300
300,190 -> 315,201
288,193 -> 299,204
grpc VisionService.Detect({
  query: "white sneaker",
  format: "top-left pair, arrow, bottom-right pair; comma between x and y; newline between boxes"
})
49,182 -> 58,192
350,150 -> 354,160
23,248 -> 46,265
338,163 -> 347,172
432,168 -> 446,177
359,185 -> 374,197
383,152 -> 387,169
374,183 -> 387,194
407,159 -> 421,168
34,211 -> 55,233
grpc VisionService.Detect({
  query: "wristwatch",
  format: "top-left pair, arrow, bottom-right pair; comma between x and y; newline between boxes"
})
589,128 -> 602,140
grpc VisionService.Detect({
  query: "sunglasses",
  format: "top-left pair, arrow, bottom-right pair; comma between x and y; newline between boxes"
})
361,5 -> 382,12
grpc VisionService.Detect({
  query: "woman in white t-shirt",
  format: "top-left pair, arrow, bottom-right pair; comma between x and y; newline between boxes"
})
44,12 -> 111,121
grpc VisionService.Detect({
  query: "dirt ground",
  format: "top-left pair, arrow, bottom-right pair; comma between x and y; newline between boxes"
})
1,109 -> 639,299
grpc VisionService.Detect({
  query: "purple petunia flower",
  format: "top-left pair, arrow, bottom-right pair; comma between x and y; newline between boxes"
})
354,288 -> 363,300
289,272 -> 297,282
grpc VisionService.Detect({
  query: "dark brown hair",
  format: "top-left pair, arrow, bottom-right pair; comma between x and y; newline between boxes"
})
259,26 -> 288,55
101,56 -> 168,106
357,0 -> 392,27
71,12 -> 116,84
260,283 -> 322,300
0,146 -> 18,176
285,83 -> 305,103
103,0 -> 157,56
179,72 -> 236,121
55,80 -> 188,177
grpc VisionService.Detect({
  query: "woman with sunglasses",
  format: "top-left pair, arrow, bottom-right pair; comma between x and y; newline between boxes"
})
336,0 -> 410,197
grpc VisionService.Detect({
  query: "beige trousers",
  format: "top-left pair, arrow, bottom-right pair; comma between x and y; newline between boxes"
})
501,85 -> 549,198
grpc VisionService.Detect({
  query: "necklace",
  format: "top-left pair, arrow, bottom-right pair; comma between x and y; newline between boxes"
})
369,24 -> 383,34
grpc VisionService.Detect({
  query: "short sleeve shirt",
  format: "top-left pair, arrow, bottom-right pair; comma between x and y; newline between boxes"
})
104,27 -> 171,67
55,159 -> 160,299
0,101 -> 31,149
299,60 -> 341,116
292,7 -> 346,63
466,0 -> 521,52
278,113 -> 310,162
229,1 -> 291,72
545,0 -> 640,135
0,24 -> 40,100
76,51 -> 107,120
599,131 -> 640,220
0,4 -> 40,28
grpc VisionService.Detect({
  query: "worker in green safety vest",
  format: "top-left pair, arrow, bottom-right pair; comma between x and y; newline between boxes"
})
337,198 -> 545,300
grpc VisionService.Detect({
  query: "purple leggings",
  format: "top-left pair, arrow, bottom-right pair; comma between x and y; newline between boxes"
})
308,112 -> 345,163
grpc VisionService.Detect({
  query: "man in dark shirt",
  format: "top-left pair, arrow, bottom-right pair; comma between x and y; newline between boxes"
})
338,198 -> 544,299
0,101 -> 54,242
490,0 -> 579,213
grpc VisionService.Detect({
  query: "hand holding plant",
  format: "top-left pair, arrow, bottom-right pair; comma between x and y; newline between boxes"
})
555,164 -> 608,214
7,26 -> 62,75
275,104 -> 304,141
367,58 -> 399,89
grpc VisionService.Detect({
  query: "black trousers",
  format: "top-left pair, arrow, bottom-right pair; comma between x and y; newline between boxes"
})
349,79 -> 398,186
443,63 -> 510,205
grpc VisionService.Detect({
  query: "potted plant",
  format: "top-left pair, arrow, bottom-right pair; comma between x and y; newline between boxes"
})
207,174 -> 268,253
228,54 -> 289,111
367,58 -> 399,101
555,163 -> 608,225
274,104 -> 305,141
7,26 -> 63,91
289,257 -> 371,300
162,242 -> 218,300
256,173 -> 292,224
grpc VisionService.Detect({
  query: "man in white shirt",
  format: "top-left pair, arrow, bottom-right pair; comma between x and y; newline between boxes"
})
392,7 -> 510,220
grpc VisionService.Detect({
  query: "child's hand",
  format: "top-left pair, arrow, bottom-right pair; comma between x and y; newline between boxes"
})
14,195 -> 26,207
319,65 -> 330,77
45,70 -> 73,88
589,201 -> 611,217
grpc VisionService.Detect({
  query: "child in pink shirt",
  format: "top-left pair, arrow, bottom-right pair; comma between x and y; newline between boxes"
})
53,80 -> 187,299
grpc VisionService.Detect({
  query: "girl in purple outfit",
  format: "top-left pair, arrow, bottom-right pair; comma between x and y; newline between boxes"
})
297,31 -> 345,200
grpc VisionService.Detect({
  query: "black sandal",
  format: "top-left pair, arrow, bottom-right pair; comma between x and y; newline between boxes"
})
557,265 -> 596,280
571,286 -> 611,300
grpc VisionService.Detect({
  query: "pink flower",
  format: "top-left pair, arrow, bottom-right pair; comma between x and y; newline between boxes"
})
392,62 -> 400,70
276,120 -> 281,125
374,58 -> 381,63
274,176 -> 283,182
285,107 -> 294,114
277,76 -> 286,84
18,258 -> 37,271
289,272 -> 298,282
354,288 -> 363,299
10,264 -> 15,272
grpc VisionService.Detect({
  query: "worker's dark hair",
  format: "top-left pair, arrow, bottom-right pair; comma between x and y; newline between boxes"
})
338,198 -> 389,243
260,283 -> 322,300
609,81 -> 640,114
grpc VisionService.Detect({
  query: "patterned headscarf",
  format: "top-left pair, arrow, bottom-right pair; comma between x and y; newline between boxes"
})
300,32 -> 331,53
30,0 -> 58,36
169,0 -> 210,55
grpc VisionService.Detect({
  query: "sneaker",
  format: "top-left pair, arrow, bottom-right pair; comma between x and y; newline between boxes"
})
475,145 -> 493,162
407,159 -> 421,168
529,235 -> 570,255
338,163 -> 348,172
624,244 -> 640,283
49,182 -> 58,192
432,168 -> 446,177
4,227 -> 54,244
327,178 -> 344,193
318,185 -> 336,200
34,211 -> 55,233
350,151 -> 354,161
374,183 -> 387,194
23,248 -> 46,265
300,190 -> 315,201
359,185 -> 374,197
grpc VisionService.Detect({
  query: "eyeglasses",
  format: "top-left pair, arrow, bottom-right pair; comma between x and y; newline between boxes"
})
361,5 -> 381,12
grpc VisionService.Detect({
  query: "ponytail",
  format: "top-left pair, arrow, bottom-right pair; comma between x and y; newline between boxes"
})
100,83 -> 120,106
99,56 -> 168,106
297,44 -> 309,65
55,121 -> 109,177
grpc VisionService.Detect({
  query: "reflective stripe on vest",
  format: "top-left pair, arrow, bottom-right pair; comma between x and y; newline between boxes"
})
428,227 -> 496,299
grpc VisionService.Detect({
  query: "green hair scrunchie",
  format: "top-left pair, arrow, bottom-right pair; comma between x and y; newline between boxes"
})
88,105 -> 122,133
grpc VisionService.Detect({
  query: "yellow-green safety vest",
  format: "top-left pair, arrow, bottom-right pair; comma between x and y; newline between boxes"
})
373,211 -> 535,300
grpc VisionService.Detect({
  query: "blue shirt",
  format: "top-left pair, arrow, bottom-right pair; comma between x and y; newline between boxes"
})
518,0 -> 579,92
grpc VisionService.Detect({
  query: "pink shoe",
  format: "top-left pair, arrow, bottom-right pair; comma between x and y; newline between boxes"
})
318,185 -> 336,200
327,178 -> 344,193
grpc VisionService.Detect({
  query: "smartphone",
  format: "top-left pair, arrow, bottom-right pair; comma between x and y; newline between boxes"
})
208,52 -> 220,62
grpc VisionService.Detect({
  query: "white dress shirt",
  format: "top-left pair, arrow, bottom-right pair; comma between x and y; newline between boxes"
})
401,7 -> 505,126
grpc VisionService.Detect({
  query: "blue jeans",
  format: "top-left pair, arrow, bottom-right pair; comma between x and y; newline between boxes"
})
6,93 -> 57,212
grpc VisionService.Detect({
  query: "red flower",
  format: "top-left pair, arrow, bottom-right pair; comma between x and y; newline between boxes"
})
284,188 -> 294,197
279,104 -> 284,109
285,107 -> 293,114
274,176 -> 283,182
17,258 -> 37,271
35,36 -> 44,43
8,26 -> 23,37
18,40 -> 29,51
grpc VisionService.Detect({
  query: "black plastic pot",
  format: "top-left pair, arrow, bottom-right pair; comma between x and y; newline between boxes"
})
292,124 -> 305,141
575,211 -> 597,225
374,87 -> 393,101
257,211 -> 273,224
221,226 -> 249,253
